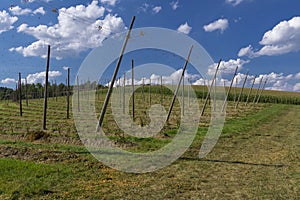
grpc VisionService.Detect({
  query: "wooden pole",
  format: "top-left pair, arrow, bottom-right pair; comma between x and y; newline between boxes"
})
256,78 -> 268,104
245,75 -> 256,106
67,67 -> 70,119
253,77 -> 263,105
200,59 -> 222,116
234,78 -> 238,103
131,59 -> 135,120
182,74 -> 185,116
97,16 -> 135,130
77,75 -> 80,111
43,45 -> 50,130
123,73 -> 126,114
188,78 -> 190,108
235,71 -> 249,109
25,77 -> 28,106
166,45 -> 193,122
222,66 -> 238,112
160,75 -> 163,105
18,72 -> 22,116
149,78 -> 151,106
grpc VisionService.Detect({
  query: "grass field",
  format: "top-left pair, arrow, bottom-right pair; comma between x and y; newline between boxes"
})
0,86 -> 299,199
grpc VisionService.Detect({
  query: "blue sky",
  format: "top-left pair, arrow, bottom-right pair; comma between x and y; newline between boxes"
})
0,0 -> 300,91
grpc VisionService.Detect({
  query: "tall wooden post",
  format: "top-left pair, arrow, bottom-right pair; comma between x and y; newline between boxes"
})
200,59 -> 222,116
18,72 -> 23,116
97,16 -> 135,130
77,76 -> 80,111
166,45 -> 193,122
182,74 -> 184,116
131,59 -> 135,120
256,78 -> 268,104
245,75 -> 256,106
43,45 -> 51,130
160,75 -> 163,104
25,77 -> 28,106
235,71 -> 249,109
67,67 -> 70,119
253,77 -> 263,105
149,78 -> 151,106
123,73 -> 126,114
222,66 -> 238,112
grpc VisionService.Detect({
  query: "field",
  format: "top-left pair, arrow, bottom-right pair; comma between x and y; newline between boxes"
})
0,86 -> 299,199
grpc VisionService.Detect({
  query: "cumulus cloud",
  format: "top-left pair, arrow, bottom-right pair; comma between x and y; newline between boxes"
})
225,0 -> 244,6
295,72 -> 300,79
9,6 -> 32,15
33,7 -> 46,15
293,83 -> 300,91
1,78 -> 17,85
203,18 -> 229,33
239,16 -> 300,57
177,22 -> 192,34
170,0 -> 179,10
152,6 -> 162,14
207,58 -> 249,76
9,1 -> 125,59
100,0 -> 118,6
0,10 -> 18,34
9,6 -> 46,16
25,71 -> 62,84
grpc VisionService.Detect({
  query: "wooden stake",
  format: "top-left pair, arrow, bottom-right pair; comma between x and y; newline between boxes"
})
25,77 -> 28,106
131,59 -> 135,120
18,72 -> 22,116
235,71 -> 249,109
149,78 -> 151,106
123,73 -> 126,114
200,59 -> 222,116
222,66 -> 238,112
245,75 -> 256,106
97,16 -> 135,130
77,75 -> 80,111
256,78 -> 268,104
67,67 -> 70,119
166,45 -> 193,122
43,45 -> 50,130
253,77 -> 263,105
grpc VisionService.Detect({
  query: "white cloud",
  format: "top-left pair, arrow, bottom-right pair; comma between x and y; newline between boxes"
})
207,58 -> 249,76
25,71 -> 62,84
100,0 -> 118,6
152,6 -> 162,14
293,83 -> 300,91
177,22 -> 192,35
170,0 -> 179,10
239,16 -> 300,57
63,66 -> 69,70
138,3 -> 150,13
33,7 -> 46,15
9,1 -> 125,59
0,10 -> 18,34
1,78 -> 17,85
225,0 -> 244,6
9,6 -> 32,16
203,18 -> 229,33
9,6 -> 45,16
295,72 -> 300,79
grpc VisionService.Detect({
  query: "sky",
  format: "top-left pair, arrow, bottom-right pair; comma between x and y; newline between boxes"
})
0,0 -> 300,92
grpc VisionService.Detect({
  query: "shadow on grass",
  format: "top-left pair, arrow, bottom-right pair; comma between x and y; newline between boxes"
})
180,157 -> 287,168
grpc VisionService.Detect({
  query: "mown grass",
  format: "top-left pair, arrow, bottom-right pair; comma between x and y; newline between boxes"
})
0,86 -> 299,199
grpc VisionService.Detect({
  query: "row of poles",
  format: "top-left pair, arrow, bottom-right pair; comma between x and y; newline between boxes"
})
17,45 -> 71,130
15,16 -> 268,132
96,16 -> 269,129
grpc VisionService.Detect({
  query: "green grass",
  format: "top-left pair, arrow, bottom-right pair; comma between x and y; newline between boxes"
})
0,87 -> 299,199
